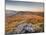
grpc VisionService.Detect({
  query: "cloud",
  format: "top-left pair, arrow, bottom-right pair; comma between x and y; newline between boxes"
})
6,1 -> 44,12
7,0 -> 43,2
6,5 -> 43,12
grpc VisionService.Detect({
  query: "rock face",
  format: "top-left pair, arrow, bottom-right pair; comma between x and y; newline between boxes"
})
5,11 -> 44,34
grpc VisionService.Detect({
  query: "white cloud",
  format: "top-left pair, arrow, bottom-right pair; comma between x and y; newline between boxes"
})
6,4 -> 43,12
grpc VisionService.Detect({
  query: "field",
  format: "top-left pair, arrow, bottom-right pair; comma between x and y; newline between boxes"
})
5,10 -> 44,34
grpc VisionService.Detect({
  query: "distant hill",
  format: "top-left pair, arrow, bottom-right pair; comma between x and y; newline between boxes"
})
5,10 -> 44,17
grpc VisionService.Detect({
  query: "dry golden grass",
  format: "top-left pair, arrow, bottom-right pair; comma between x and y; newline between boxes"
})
5,12 -> 44,32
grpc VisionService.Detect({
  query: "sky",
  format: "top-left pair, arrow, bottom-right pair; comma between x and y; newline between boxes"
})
5,0 -> 44,12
